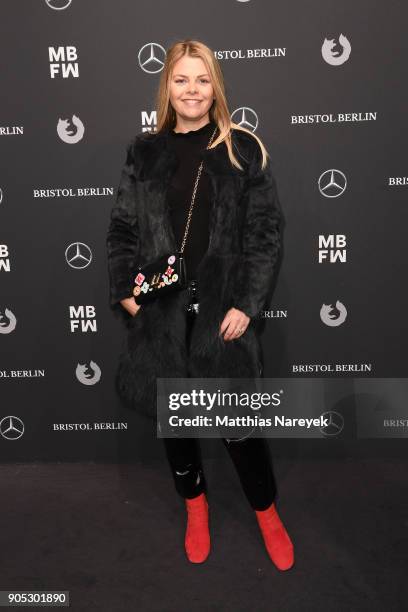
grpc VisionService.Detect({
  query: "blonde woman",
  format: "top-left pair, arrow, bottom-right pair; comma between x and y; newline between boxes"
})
106,39 -> 294,570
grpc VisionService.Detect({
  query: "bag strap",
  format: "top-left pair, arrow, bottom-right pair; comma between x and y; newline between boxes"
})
179,125 -> 218,253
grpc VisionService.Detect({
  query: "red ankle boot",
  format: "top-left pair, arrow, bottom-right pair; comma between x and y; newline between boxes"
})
255,502 -> 294,570
184,492 -> 210,563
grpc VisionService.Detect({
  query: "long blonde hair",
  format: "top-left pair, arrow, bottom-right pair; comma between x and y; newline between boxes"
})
154,39 -> 269,171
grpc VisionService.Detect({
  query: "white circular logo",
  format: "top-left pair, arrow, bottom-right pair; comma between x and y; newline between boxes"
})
65,242 -> 92,269
0,308 -> 17,334
231,106 -> 258,132
45,0 -> 72,10
76,361 -> 102,385
320,301 -> 347,327
0,416 -> 24,440
319,411 -> 344,436
318,169 -> 347,198
57,115 -> 85,143
321,34 -> 351,66
138,43 -> 166,74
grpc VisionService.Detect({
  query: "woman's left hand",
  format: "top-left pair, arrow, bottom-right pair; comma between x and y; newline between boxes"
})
219,307 -> 250,341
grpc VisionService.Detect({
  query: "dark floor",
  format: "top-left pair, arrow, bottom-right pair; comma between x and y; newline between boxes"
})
1,453 -> 407,612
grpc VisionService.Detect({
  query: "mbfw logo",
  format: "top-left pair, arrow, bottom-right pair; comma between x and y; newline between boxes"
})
65,242 -> 92,269
69,306 -> 97,333
141,110 -> 157,132
0,244 -> 10,272
76,361 -> 101,385
0,308 -> 17,334
0,416 -> 24,440
320,301 -> 347,327
49,46 -> 79,78
138,43 -> 166,73
321,34 -> 351,66
57,114 -> 85,143
318,235 -> 347,263
230,107 -> 258,132
318,169 -> 347,198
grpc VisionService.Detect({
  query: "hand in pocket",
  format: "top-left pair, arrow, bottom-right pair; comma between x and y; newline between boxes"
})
120,296 -> 142,317
132,303 -> 142,317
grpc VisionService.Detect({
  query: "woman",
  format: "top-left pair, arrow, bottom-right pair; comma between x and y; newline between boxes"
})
106,39 -> 294,570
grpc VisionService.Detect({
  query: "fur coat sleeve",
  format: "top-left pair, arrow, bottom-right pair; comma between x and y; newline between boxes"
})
231,141 -> 282,319
106,140 -> 140,320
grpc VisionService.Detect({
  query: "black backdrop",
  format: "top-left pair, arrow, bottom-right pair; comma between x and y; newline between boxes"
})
1,0 -> 407,461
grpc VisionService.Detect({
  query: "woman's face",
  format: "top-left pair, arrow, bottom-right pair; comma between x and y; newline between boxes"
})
169,55 -> 214,124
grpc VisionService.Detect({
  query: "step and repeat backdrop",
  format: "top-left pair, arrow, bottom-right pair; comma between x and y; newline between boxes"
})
1,0 -> 407,461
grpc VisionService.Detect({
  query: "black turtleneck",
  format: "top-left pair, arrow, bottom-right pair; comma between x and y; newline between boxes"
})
167,119 -> 216,280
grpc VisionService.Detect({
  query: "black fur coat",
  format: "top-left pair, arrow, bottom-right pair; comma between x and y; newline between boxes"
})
106,126 -> 283,419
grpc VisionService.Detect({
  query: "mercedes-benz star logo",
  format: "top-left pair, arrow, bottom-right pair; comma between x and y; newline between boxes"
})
318,169 -> 347,198
65,242 -> 92,269
319,410 -> 344,436
230,107 -> 258,132
138,43 -> 166,74
46,0 -> 72,9
0,416 -> 25,440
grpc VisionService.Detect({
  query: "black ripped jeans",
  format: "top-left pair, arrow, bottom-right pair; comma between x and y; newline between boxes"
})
162,280 -> 277,511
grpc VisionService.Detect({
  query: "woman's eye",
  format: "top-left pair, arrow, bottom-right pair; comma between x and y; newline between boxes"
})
174,79 -> 210,84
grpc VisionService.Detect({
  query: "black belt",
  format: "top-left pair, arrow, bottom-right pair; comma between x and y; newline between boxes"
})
186,279 -> 199,314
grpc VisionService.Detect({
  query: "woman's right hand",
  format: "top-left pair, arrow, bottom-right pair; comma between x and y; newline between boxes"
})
120,296 -> 142,317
